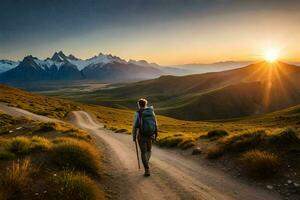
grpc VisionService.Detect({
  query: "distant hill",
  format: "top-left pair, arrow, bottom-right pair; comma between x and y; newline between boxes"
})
169,61 -> 252,74
84,61 -> 300,120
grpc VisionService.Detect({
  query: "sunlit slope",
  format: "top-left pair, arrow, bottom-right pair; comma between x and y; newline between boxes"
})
85,62 -> 300,120
1,83 -> 300,137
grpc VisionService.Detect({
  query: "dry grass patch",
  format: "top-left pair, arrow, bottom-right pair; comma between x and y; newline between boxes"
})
50,138 -> 100,175
268,127 -> 300,146
0,159 -> 35,199
31,136 -> 52,151
4,137 -> 32,155
0,150 -> 16,161
158,134 -> 197,149
239,150 -> 280,178
220,129 -> 266,152
200,129 -> 229,140
48,171 -> 104,200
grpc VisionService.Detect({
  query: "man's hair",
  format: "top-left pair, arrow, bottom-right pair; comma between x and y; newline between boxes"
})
138,98 -> 148,108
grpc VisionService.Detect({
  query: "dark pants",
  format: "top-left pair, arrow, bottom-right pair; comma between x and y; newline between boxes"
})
138,134 -> 152,170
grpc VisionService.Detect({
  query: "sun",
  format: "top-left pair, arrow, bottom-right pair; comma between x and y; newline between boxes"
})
264,49 -> 279,62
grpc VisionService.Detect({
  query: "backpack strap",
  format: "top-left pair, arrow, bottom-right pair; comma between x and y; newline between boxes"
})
137,109 -> 144,133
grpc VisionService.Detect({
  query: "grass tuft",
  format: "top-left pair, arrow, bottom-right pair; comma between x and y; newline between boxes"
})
48,171 -> 103,200
239,150 -> 280,178
38,122 -> 57,132
31,136 -> 52,151
0,159 -> 34,199
220,129 -> 266,152
50,138 -> 100,175
5,137 -> 31,155
0,150 -> 16,161
201,129 -> 229,140
268,127 -> 300,146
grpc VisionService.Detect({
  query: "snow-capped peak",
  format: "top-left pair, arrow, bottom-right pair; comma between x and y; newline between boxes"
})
0,60 -> 19,73
67,53 -> 127,70
51,51 -> 68,62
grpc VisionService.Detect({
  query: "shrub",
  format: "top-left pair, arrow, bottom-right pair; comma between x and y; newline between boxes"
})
268,127 -> 300,146
0,150 -> 16,161
38,122 -> 56,132
5,137 -> 31,155
177,139 -> 196,149
65,129 -> 92,141
50,139 -> 100,174
239,150 -> 280,178
31,136 -> 52,151
201,129 -> 229,140
220,130 -> 266,152
158,136 -> 183,148
48,171 -> 103,200
0,159 -> 33,199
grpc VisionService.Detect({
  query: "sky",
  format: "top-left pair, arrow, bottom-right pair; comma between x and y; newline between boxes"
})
1,0 -> 300,65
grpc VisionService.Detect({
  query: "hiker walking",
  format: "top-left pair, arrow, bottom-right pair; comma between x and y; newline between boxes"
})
132,98 -> 158,176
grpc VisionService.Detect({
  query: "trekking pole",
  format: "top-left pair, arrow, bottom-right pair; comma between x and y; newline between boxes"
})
134,140 -> 141,170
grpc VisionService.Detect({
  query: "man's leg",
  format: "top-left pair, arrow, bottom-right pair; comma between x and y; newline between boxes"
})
146,137 -> 152,162
138,137 -> 150,171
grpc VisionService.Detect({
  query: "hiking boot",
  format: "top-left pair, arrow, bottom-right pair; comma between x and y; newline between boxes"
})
144,168 -> 150,177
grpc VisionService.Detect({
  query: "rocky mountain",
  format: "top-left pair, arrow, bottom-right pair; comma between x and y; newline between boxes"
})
0,51 -> 163,83
0,60 -> 19,73
0,54 -> 83,82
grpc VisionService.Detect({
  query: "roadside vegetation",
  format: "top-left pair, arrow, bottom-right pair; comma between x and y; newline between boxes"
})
0,111 -> 105,200
0,85 -> 80,119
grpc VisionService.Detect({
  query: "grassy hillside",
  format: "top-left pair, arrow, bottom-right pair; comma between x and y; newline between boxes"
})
0,111 -> 105,200
0,85 -> 109,200
62,61 -> 300,120
0,84 -> 80,119
1,84 -> 300,191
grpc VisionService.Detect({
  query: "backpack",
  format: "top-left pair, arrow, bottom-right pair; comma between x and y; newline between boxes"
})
138,107 -> 157,137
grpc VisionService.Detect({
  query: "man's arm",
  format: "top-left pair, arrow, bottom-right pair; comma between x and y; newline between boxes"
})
132,112 -> 139,142
153,112 -> 158,141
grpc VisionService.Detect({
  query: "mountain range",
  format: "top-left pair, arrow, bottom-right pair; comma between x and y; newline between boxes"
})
0,51 -> 254,84
0,60 -> 19,73
0,51 -> 162,83
83,61 -> 300,120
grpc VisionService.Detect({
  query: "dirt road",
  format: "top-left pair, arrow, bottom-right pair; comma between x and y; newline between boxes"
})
69,111 -> 281,200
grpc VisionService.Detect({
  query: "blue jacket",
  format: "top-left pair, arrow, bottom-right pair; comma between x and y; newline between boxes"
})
132,106 -> 157,140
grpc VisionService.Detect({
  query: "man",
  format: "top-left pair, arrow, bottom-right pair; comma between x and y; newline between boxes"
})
132,98 -> 158,177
